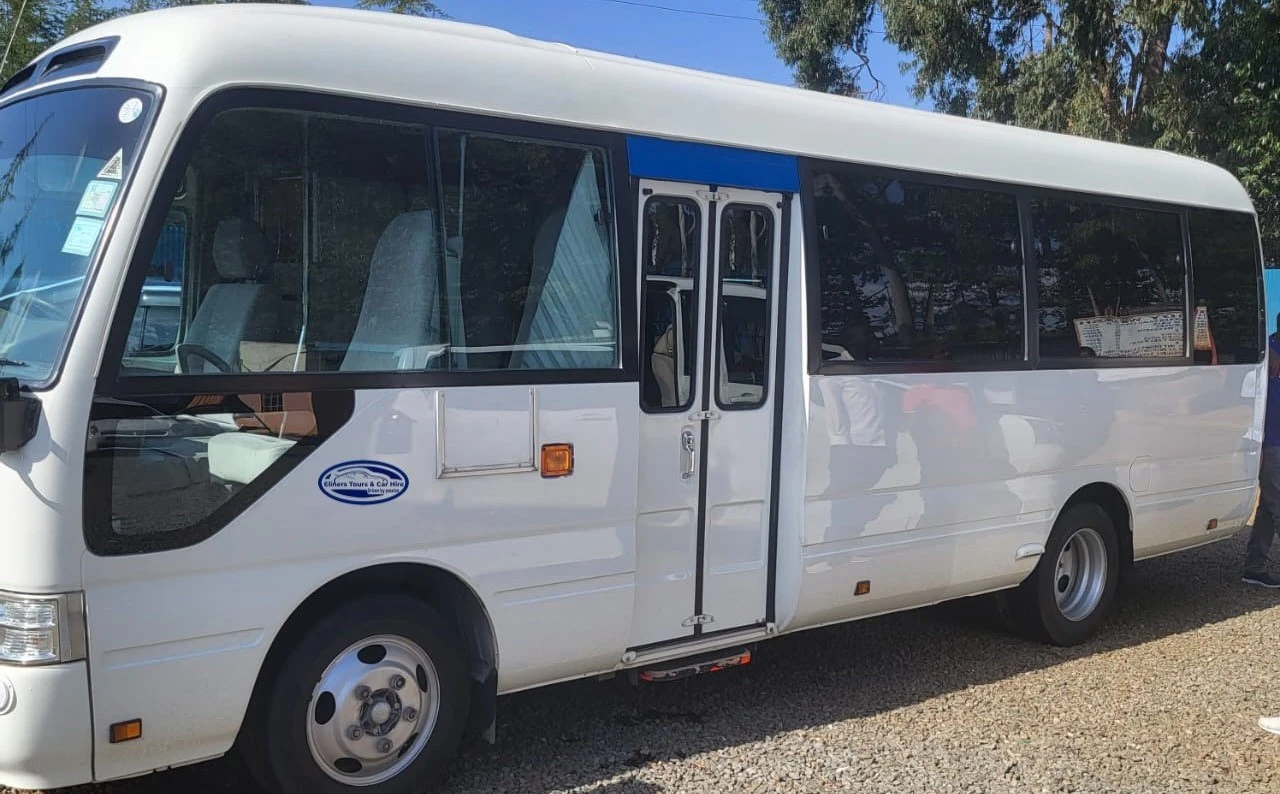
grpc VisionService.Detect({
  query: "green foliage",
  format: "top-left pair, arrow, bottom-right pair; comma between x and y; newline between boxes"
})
761,1 -> 1196,142
1,0 -> 88,81
1176,0 -> 1280,257
761,0 -> 879,96
356,0 -> 446,18
761,1 -> 1280,256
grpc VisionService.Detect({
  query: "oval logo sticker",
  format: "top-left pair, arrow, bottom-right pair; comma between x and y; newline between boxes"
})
318,460 -> 408,505
118,98 -> 143,124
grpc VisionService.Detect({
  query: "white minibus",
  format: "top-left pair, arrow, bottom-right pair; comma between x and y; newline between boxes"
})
0,5 -> 1267,792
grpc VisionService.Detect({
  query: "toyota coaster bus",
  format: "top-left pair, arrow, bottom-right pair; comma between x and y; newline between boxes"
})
0,5 -> 1268,792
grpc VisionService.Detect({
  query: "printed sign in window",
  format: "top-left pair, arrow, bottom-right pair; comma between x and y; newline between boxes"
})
62,217 -> 105,257
76,180 -> 119,219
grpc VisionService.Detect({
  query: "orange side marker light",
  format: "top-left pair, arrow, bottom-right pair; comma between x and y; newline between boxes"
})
110,719 -> 142,743
541,443 -> 574,478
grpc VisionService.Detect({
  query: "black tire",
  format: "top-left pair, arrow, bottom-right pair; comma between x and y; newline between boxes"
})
238,595 -> 470,794
1011,503 -> 1120,646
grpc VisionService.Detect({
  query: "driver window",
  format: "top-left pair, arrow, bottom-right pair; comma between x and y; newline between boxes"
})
121,210 -> 187,373
121,105 -> 438,377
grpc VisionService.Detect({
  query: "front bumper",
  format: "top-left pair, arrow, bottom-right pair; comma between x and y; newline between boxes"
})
0,662 -> 93,790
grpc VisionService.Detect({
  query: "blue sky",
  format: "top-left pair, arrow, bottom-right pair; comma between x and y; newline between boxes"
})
319,0 -> 920,108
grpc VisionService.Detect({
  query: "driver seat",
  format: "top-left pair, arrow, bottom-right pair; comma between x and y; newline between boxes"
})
180,219 -> 278,373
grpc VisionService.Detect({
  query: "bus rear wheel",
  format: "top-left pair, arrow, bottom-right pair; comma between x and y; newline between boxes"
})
241,595 -> 470,794
1011,503 -> 1120,646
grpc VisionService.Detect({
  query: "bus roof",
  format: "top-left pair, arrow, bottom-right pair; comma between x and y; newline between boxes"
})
26,4 -> 1257,214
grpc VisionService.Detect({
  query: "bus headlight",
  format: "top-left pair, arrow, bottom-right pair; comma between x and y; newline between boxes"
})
0,591 -> 86,666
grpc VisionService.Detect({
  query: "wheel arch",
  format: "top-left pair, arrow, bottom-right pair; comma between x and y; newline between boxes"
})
1060,481 -> 1134,572
239,561 -> 500,748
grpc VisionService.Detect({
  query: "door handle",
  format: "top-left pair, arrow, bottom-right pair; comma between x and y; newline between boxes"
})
681,427 -> 697,480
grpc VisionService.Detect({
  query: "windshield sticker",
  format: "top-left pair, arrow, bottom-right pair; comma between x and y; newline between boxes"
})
318,460 -> 409,505
97,150 -> 124,180
118,98 -> 143,124
75,180 -> 119,219
61,217 -> 105,257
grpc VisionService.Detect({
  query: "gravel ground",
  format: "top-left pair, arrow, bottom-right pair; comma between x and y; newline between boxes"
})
11,529 -> 1280,794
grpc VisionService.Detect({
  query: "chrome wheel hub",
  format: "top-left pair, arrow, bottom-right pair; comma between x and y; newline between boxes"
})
1054,527 -> 1107,622
306,634 -> 440,786
361,690 -> 401,735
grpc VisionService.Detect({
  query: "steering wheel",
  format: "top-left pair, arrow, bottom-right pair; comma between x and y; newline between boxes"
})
177,343 -> 234,374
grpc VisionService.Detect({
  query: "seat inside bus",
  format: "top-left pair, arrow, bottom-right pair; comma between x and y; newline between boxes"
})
180,219 -> 280,373
338,209 -> 441,372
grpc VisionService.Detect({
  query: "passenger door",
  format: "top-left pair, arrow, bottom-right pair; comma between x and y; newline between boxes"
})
631,180 -> 783,649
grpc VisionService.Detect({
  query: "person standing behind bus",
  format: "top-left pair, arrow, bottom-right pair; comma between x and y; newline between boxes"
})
1242,315 -> 1280,588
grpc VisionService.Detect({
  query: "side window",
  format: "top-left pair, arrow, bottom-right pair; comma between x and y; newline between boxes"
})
812,164 -> 1024,366
1034,199 -> 1186,359
118,106 -> 436,377
435,130 -> 618,371
640,198 -> 701,411
116,108 -> 621,379
122,212 -> 186,373
1188,209 -> 1263,364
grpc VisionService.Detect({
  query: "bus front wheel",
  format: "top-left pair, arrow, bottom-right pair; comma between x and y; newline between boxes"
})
241,594 -> 470,794
1011,503 -> 1120,646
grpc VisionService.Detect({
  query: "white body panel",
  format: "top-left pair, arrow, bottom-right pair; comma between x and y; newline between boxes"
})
81,383 -> 638,779
0,664 -> 93,789
0,4 -> 1265,789
794,367 -> 1257,627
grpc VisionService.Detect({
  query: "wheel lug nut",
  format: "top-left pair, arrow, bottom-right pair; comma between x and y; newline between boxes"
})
389,675 -> 406,690
354,686 -> 372,701
403,707 -> 418,722
347,725 -> 364,740
376,738 -> 393,753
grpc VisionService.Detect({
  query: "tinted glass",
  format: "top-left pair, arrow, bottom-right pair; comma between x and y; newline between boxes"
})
1034,199 -> 1186,359
122,213 -> 187,372
117,108 -> 619,378
1188,209 -> 1263,364
83,390 -> 353,555
812,164 -> 1024,365
717,205 -> 773,408
118,107 -> 434,376
640,198 -> 701,411
436,130 -> 618,371
0,87 -> 152,383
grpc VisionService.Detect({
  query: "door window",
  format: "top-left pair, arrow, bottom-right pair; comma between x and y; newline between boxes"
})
716,205 -> 773,409
640,197 -> 701,412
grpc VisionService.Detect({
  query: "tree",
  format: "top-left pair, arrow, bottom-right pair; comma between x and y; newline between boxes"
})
356,0 -> 446,17
761,1 -> 1203,144
1173,0 -> 1280,258
1,0 -> 94,81
761,0 -> 1280,256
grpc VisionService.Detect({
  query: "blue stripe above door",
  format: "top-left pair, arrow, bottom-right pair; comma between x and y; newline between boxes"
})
626,135 -> 800,193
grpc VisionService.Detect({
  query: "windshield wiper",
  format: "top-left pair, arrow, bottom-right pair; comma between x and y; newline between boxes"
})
0,357 -> 28,367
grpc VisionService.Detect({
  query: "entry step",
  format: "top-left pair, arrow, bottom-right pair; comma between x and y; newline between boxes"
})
636,646 -> 753,683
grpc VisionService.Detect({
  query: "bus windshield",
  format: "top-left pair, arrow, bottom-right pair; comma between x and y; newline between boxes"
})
0,85 -> 152,385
